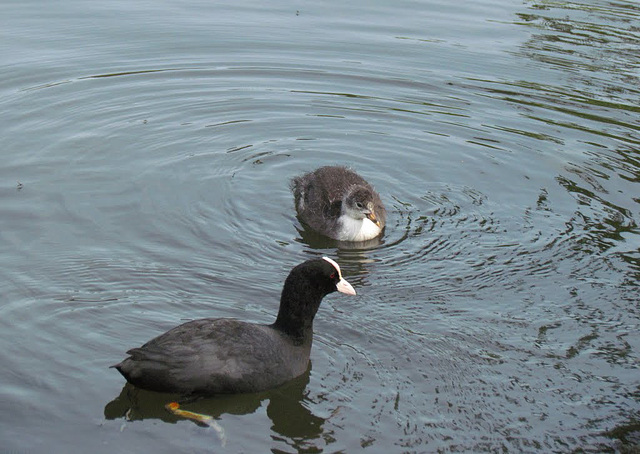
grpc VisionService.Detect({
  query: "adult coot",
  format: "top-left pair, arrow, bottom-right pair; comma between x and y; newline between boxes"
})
112,257 -> 355,395
291,166 -> 386,241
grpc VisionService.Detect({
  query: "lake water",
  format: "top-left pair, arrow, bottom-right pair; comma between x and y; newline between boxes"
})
1,0 -> 638,452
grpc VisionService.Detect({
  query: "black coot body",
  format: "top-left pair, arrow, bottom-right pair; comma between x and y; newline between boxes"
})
113,257 -> 355,395
291,166 -> 386,241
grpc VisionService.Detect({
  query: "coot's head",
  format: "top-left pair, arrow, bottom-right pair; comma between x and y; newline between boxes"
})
319,256 -> 356,295
343,186 -> 381,227
275,257 -> 355,338
286,256 -> 356,297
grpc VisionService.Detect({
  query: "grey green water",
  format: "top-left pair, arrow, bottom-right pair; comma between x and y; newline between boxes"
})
1,0 -> 638,452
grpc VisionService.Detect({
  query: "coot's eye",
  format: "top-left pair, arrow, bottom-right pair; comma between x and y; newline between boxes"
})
330,272 -> 336,279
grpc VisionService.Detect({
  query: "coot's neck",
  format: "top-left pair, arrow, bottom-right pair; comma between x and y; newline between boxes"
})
272,276 -> 324,342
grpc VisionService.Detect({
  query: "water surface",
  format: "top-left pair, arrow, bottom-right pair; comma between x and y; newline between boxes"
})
1,0 -> 639,452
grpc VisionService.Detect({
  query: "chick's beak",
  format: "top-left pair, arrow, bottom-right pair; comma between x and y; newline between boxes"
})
336,277 -> 356,296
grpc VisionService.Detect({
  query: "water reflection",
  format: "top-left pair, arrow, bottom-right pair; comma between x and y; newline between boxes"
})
517,1 -> 640,84
104,366 -> 327,451
513,1 -> 639,136
294,223 -> 384,251
472,0 -> 640,286
293,221 -> 385,287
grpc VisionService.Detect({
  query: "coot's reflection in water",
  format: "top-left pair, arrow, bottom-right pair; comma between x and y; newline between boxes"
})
104,367 -> 325,447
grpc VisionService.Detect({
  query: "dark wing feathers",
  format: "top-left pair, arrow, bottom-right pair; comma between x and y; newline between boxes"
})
114,319 -> 298,394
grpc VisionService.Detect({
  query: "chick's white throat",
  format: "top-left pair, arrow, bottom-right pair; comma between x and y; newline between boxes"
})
337,215 -> 382,241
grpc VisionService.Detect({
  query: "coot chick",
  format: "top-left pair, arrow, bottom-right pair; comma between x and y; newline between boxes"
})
112,257 -> 355,395
291,166 -> 386,242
